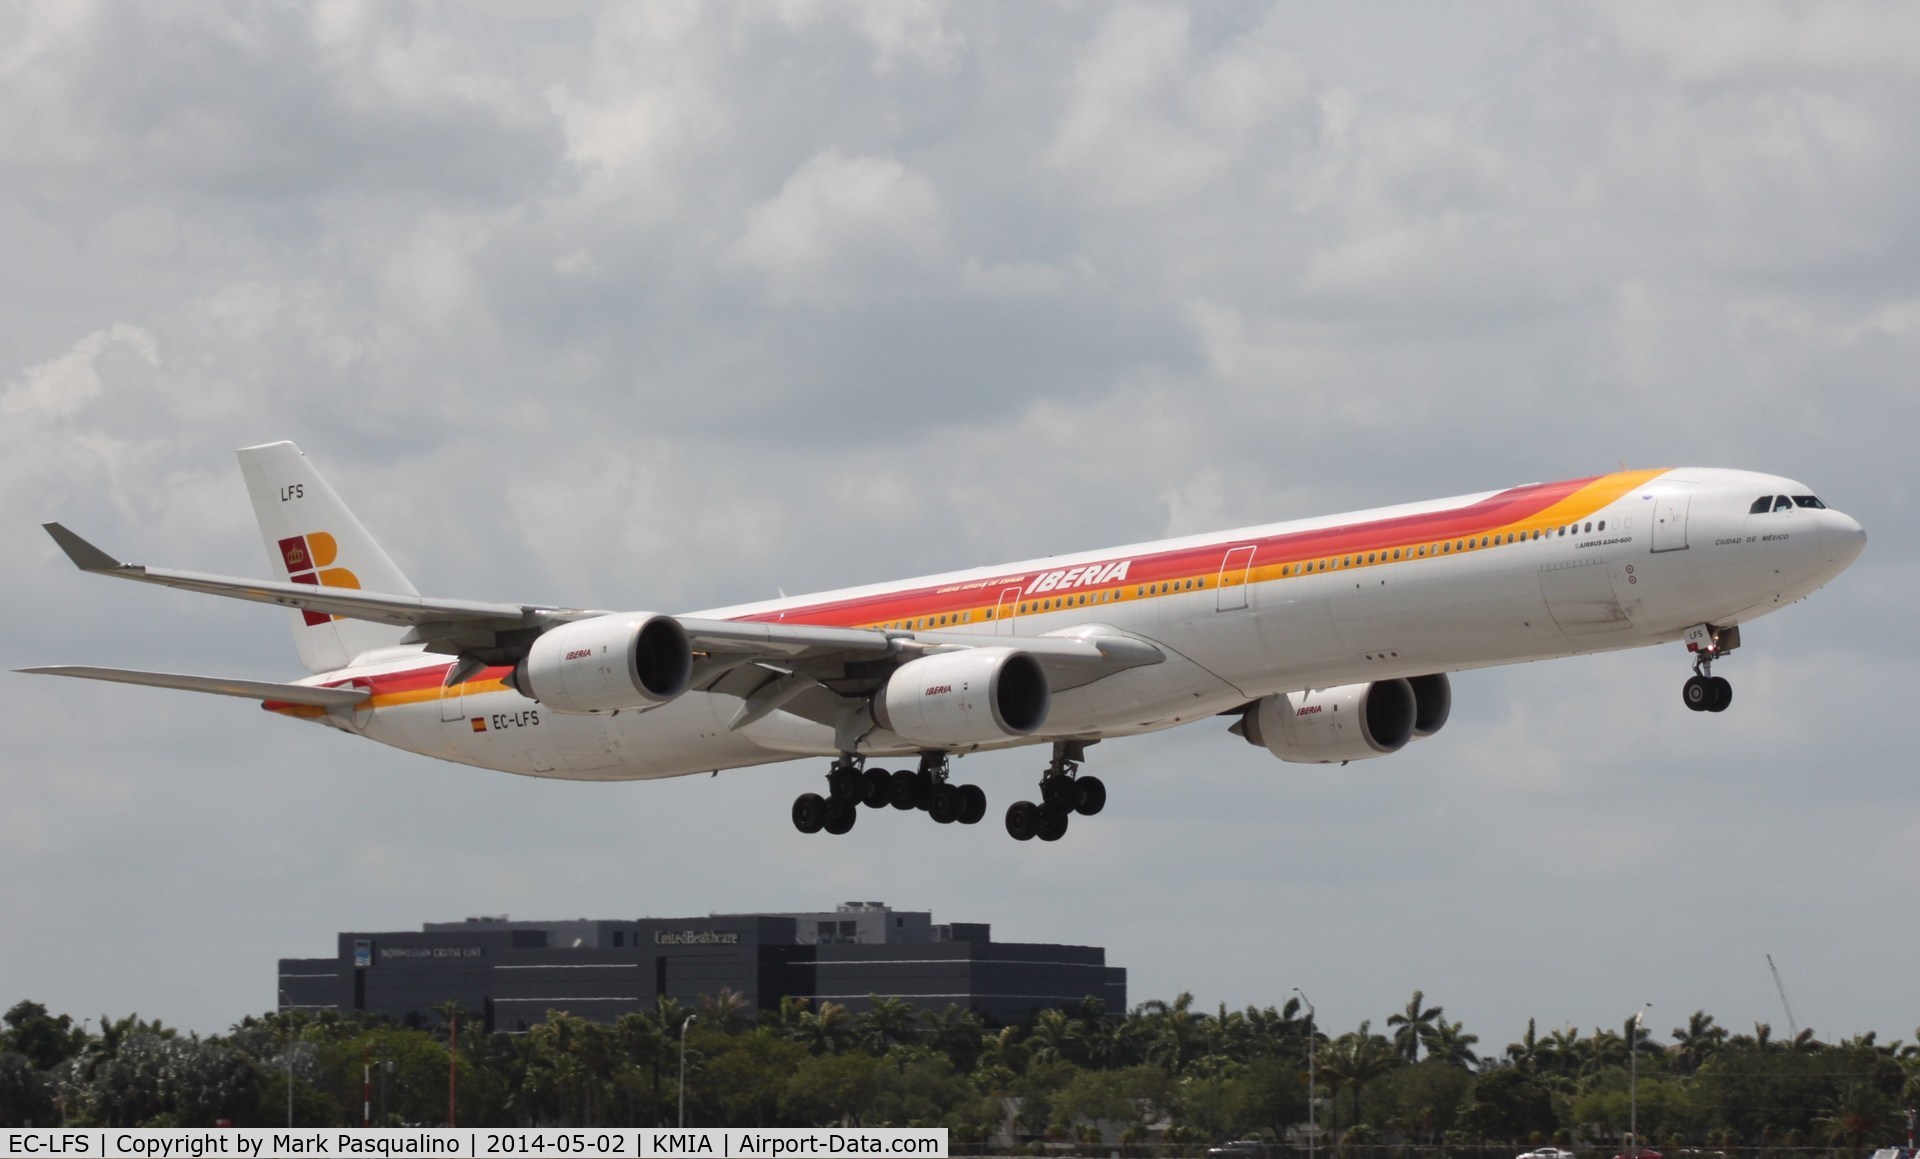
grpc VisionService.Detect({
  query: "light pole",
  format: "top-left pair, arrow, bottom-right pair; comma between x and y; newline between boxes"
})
1629,1003 -> 1650,1158
278,991 -> 294,1128
678,1015 -> 697,1128
1295,989 -> 1316,1159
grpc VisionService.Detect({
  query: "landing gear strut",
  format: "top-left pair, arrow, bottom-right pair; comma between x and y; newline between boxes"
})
1681,624 -> 1738,713
1005,741 -> 1106,842
793,753 -> 987,835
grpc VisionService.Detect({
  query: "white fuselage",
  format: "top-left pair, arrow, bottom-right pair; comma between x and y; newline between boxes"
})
292,467 -> 1865,781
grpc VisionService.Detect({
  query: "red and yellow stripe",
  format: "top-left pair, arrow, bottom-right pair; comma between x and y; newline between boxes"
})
263,469 -> 1666,718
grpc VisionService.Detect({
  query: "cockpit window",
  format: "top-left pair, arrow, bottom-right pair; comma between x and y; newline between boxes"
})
1750,497 -> 1772,514
1773,495 -> 1793,512
1793,495 -> 1826,509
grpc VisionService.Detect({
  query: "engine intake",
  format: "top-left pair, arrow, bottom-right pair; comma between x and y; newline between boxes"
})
1237,673 -> 1450,764
514,613 -> 692,714
872,648 -> 1050,748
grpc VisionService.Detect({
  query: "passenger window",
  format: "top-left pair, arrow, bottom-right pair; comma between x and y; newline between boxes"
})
1597,521 -> 1605,532
1774,495 -> 1793,511
1417,546 -> 1425,556
1442,543 -> 1450,553
1793,495 -> 1825,509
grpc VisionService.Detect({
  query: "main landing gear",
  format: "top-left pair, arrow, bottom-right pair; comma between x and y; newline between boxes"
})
791,753 -> 987,836
1005,741 -> 1106,843
1680,624 -> 1740,713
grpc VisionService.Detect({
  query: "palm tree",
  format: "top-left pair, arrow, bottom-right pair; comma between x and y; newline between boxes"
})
855,996 -> 922,1055
1387,991 -> 1442,1062
1317,1020 -> 1400,1133
1026,1007 -> 1084,1066
919,1004 -> 985,1072
1136,992 -> 1203,1074
1422,1019 -> 1479,1069
797,1001 -> 854,1055
1544,1026 -> 1584,1078
698,989 -> 751,1036
1670,1011 -> 1726,1074
1508,1018 -> 1542,1073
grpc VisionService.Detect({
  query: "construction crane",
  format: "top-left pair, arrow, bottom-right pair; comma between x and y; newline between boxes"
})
1766,953 -> 1799,1038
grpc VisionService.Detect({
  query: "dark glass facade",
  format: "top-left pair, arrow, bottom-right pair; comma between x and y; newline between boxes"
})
277,902 -> 1123,1032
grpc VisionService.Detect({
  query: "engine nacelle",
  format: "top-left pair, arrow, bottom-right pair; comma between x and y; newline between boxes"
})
513,613 -> 692,714
871,648 -> 1050,748
1238,673 -> 1451,764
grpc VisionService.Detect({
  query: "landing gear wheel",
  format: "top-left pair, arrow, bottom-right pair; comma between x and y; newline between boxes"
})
792,793 -> 826,834
888,769 -> 920,810
957,784 -> 987,825
1041,776 -> 1078,809
1037,808 -> 1069,842
822,798 -> 857,835
1707,676 -> 1733,712
861,767 -> 892,808
828,766 -> 864,802
1072,776 -> 1107,817
928,784 -> 962,824
1683,675 -> 1714,712
1005,800 -> 1040,841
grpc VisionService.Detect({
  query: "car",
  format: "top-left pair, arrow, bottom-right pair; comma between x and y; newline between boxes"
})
1869,1149 -> 1913,1159
1207,1143 -> 1267,1159
1518,1149 -> 1576,1159
1613,1149 -> 1663,1159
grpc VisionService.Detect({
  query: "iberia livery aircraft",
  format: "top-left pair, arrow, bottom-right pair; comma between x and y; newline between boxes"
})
25,443 -> 1866,842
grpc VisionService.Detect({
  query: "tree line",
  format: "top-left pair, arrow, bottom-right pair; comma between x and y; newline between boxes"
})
3,990 -> 1917,1150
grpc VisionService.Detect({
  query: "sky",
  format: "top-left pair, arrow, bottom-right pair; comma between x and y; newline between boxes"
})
2,0 -> 1916,1051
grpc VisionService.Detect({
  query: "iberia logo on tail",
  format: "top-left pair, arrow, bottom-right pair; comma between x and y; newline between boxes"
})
277,531 -> 360,626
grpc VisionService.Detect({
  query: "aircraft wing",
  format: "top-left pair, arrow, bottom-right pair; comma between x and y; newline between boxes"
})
19,665 -> 369,707
43,522 -> 589,631
40,523 -> 1163,694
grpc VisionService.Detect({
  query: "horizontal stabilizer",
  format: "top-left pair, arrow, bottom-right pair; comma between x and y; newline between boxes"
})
17,665 -> 369,707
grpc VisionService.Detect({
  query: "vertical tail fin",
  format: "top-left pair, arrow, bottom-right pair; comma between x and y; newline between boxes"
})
236,441 -> 418,673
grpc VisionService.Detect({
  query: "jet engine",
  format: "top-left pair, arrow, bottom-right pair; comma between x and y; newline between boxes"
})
512,613 -> 692,714
872,648 -> 1050,748
1236,673 -> 1451,764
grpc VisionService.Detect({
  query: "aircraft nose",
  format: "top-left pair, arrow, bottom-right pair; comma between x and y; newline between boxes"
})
1825,509 -> 1867,567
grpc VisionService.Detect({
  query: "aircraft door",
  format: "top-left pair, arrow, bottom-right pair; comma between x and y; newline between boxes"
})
438,675 -> 464,723
993,585 -> 1022,635
1216,546 -> 1258,611
1651,489 -> 1692,553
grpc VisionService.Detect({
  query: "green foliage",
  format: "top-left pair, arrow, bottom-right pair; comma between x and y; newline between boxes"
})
1,990 -> 1912,1135
0,1050 -> 59,1126
1456,1066 -> 1556,1143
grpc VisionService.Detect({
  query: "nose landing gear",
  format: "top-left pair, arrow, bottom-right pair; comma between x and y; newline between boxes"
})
1005,740 -> 1106,842
1680,624 -> 1739,713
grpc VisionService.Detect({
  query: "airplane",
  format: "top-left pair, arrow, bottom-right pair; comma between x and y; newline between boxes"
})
23,442 -> 1866,842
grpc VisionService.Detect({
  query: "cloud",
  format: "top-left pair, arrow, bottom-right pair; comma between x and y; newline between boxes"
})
0,0 -> 1913,1044
730,150 -> 950,304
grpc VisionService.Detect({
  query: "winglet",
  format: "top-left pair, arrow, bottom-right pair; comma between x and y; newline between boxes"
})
43,523 -> 125,572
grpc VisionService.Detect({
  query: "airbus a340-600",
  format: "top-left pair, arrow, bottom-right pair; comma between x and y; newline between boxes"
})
25,442 -> 1865,842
